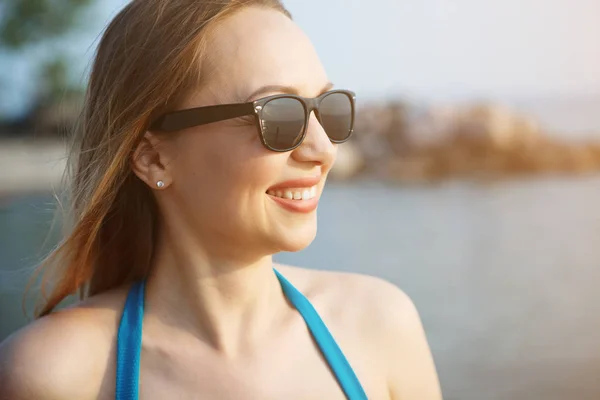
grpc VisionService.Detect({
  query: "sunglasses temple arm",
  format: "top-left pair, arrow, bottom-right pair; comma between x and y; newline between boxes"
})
150,102 -> 255,131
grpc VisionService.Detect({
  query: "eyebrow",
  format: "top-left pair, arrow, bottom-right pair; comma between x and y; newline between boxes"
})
243,82 -> 335,102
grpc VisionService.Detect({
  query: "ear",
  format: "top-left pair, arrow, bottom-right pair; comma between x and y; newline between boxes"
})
131,131 -> 174,190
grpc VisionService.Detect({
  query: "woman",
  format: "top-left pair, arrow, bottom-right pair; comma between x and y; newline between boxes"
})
0,1 -> 442,399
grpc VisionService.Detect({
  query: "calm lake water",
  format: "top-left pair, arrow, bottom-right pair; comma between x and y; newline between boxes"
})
2,177 -> 600,400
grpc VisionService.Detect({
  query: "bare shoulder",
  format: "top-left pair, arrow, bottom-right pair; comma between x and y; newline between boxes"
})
0,286 -> 130,400
275,264 -> 417,329
276,264 -> 442,400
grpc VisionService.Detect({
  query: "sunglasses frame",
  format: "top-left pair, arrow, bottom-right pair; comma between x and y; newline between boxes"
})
149,89 -> 356,152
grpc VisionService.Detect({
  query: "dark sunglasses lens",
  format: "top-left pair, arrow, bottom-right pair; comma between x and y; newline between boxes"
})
261,98 -> 306,150
319,92 -> 353,142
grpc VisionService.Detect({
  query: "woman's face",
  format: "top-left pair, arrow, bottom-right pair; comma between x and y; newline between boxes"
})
152,6 -> 338,259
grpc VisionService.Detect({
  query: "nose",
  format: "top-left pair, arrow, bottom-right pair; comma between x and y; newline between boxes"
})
290,111 -> 337,168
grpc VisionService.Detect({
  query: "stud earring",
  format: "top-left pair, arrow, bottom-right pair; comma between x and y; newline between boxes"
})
156,180 -> 165,188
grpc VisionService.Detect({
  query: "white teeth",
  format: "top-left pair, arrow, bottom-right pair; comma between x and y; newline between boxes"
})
268,186 -> 318,200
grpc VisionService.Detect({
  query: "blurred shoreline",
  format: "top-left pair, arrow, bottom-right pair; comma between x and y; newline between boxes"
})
0,138 -> 66,197
332,99 -> 600,182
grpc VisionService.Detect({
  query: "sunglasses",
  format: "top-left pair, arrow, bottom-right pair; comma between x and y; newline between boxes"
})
149,89 -> 356,152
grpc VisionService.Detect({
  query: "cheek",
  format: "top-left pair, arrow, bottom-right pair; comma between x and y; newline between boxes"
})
170,130 -> 285,219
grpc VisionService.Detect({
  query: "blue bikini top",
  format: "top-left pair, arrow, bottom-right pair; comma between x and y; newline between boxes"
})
115,268 -> 368,399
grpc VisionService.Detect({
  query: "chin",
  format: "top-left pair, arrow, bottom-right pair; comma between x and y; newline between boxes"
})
272,220 -> 318,253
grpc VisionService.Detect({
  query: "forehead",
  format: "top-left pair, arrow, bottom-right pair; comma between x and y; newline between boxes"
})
201,6 -> 329,102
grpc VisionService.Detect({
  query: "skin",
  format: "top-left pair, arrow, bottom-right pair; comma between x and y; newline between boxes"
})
0,6 -> 442,400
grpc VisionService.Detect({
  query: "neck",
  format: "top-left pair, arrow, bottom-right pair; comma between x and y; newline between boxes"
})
144,228 -> 288,357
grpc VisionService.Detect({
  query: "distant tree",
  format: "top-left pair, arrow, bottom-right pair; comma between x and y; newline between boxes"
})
0,0 -> 93,133
0,0 -> 93,49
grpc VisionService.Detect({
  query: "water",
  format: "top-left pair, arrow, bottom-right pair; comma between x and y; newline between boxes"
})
2,178 -> 600,400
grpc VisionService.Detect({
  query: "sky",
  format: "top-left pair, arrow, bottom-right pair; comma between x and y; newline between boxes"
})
287,0 -> 600,101
1,0 -> 599,131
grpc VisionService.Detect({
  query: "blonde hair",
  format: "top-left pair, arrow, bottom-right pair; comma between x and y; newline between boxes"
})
32,0 -> 291,317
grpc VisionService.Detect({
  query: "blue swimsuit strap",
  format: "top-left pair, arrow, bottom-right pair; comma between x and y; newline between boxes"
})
115,270 -> 368,400
116,279 -> 145,400
273,269 -> 368,400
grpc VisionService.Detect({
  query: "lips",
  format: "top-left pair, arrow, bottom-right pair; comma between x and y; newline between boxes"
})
267,176 -> 322,192
266,176 -> 322,213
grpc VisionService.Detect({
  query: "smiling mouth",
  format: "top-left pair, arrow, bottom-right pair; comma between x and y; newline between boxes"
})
266,186 -> 317,200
